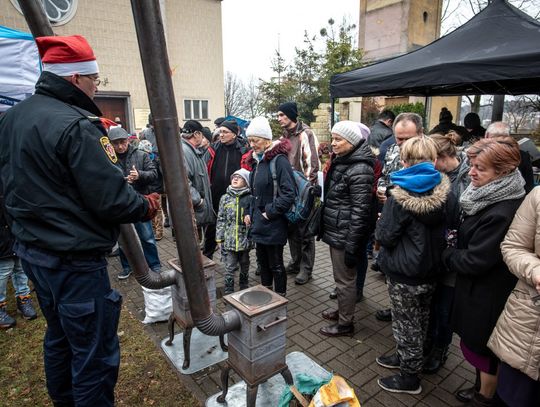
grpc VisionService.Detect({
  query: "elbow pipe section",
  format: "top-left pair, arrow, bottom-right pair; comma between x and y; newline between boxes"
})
195,309 -> 242,336
118,224 -> 176,289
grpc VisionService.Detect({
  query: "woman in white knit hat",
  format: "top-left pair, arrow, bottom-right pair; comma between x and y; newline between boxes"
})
244,117 -> 295,296
319,121 -> 375,337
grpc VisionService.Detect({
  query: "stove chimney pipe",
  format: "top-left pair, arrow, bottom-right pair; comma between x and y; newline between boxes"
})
129,0 -> 241,334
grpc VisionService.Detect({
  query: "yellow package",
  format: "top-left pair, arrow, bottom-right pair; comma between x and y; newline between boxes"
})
308,375 -> 361,407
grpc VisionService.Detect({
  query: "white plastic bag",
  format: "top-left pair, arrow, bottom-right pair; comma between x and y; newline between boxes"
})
142,286 -> 172,324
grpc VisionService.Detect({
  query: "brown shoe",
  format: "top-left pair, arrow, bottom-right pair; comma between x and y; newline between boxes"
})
319,323 -> 354,337
322,309 -> 339,321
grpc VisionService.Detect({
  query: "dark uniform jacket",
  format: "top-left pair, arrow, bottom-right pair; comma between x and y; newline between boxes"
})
321,140 -> 375,255
0,71 -> 148,255
368,120 -> 393,149
442,198 -> 523,356
376,175 -> 451,285
115,145 -> 158,195
248,139 -> 295,246
0,180 -> 15,259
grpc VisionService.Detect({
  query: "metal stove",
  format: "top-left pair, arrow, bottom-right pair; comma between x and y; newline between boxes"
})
217,285 -> 292,406
165,257 -> 227,369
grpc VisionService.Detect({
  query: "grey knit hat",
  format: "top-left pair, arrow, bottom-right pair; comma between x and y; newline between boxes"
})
331,120 -> 363,147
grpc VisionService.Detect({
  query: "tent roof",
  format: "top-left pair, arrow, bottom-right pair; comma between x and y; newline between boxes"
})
330,0 -> 540,98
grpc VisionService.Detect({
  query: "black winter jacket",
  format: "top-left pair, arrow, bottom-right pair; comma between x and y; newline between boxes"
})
368,120 -> 393,149
115,145 -> 158,195
0,71 -> 148,254
248,139 -> 295,246
321,140 -> 375,254
442,198 -> 523,356
376,175 -> 451,285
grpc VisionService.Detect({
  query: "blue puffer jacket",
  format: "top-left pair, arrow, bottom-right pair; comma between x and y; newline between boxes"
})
248,139 -> 295,246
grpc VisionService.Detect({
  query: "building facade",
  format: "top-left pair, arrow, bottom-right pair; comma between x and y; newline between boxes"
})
1,0 -> 225,133
358,0 -> 460,129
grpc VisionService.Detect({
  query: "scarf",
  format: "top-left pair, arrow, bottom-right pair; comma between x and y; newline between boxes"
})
460,169 -> 525,216
390,162 -> 442,194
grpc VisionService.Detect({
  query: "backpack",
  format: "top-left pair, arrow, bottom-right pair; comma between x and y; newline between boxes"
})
269,157 -> 315,224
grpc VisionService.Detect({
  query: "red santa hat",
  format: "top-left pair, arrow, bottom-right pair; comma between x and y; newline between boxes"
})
35,35 -> 99,76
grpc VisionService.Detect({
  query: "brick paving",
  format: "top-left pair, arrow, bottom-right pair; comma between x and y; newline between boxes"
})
109,227 -> 473,406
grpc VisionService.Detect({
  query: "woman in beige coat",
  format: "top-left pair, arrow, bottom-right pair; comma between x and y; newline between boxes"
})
489,187 -> 540,407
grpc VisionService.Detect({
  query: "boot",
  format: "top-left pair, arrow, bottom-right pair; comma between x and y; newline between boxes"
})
0,302 -> 16,329
319,322 -> 354,337
294,270 -> 311,285
17,295 -> 38,320
422,346 -> 448,374
470,391 -> 495,407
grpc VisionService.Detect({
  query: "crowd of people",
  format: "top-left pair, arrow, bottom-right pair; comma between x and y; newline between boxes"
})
0,34 -> 538,407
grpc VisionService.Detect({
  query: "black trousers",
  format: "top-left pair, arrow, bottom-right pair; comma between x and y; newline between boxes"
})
256,244 -> 287,295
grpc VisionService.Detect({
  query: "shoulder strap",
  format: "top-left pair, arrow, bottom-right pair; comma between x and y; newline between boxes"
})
269,156 -> 279,200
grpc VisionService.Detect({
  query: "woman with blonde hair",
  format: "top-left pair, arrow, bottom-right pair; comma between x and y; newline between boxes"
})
442,137 -> 526,406
244,117 -> 295,296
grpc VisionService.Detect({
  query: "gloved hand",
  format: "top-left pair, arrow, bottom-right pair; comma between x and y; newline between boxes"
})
312,184 -> 322,197
142,192 -> 161,221
344,251 -> 357,269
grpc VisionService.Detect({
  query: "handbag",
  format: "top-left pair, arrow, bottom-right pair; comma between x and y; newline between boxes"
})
305,199 -> 322,238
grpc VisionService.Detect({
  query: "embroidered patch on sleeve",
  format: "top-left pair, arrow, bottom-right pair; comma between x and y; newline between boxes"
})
100,136 -> 117,163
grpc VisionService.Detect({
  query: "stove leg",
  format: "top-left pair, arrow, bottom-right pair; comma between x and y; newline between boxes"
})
246,384 -> 259,407
182,327 -> 192,370
281,366 -> 293,386
219,334 -> 228,352
216,364 -> 231,403
165,314 -> 175,346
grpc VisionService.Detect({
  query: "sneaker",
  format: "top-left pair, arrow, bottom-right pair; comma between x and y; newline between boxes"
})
376,353 -> 400,369
378,373 -> 422,394
17,295 -> 37,320
118,269 -> 132,280
0,302 -> 16,329
370,261 -> 381,272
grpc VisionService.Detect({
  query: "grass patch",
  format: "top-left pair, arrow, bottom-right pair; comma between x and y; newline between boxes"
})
0,292 -> 200,407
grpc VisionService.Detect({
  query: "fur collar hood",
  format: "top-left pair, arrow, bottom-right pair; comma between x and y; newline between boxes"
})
248,138 -> 292,166
391,174 -> 451,217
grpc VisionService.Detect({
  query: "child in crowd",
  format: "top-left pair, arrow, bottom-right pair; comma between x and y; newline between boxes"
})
374,136 -> 452,394
216,169 -> 253,294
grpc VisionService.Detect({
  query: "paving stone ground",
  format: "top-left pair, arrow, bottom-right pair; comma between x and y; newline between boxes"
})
109,227 -> 474,406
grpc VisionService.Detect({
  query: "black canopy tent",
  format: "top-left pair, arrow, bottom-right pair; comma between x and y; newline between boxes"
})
330,0 -> 540,99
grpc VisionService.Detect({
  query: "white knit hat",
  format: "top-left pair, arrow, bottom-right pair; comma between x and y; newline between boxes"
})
231,168 -> 250,187
246,117 -> 272,140
331,120 -> 364,147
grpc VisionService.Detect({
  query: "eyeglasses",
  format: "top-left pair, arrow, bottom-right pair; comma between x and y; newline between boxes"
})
82,75 -> 101,86
231,175 -> 243,180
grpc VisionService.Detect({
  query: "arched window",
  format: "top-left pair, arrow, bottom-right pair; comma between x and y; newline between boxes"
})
11,0 -> 78,26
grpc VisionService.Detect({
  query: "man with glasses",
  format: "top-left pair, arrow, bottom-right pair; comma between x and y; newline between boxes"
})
0,35 -> 158,406
204,120 -> 248,258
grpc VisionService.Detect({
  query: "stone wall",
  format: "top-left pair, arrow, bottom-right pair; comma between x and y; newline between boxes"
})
311,103 -> 350,142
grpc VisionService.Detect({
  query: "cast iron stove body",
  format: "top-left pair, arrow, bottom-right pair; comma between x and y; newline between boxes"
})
218,285 -> 292,406
165,257 -> 227,368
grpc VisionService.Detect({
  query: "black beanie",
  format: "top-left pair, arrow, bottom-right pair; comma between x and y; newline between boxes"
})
278,102 -> 298,122
464,112 -> 481,129
214,117 -> 226,127
220,120 -> 239,135
202,127 -> 213,142
182,120 -> 203,134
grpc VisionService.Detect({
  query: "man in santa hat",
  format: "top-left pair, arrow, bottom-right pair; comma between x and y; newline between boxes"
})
0,35 -> 159,406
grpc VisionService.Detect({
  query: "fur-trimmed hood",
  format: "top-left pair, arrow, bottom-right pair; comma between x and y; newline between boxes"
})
391,174 -> 451,222
247,138 -> 292,167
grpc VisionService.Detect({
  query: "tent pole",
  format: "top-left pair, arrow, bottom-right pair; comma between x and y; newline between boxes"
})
331,98 -> 335,128
423,96 -> 430,131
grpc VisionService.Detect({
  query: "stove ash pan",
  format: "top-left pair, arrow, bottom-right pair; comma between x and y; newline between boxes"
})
223,286 -> 288,384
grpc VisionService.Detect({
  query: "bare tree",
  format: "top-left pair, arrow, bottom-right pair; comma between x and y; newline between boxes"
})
504,96 -> 537,132
243,76 -> 264,118
224,71 -> 246,117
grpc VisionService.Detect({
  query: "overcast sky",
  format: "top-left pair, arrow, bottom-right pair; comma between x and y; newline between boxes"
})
221,0 -> 360,81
